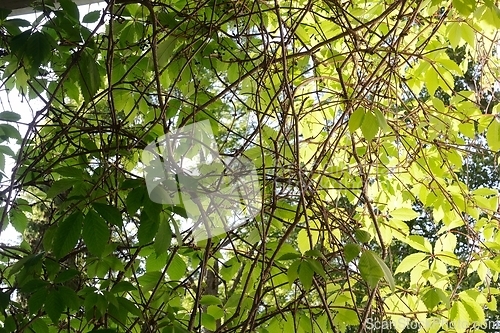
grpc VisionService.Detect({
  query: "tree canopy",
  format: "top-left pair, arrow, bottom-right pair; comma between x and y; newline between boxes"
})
0,0 -> 499,332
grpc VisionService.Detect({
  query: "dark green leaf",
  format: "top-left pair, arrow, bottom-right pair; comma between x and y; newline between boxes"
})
82,10 -> 100,23
53,166 -> 84,178
0,124 -> 21,141
58,286 -> 81,310
46,179 -> 75,199
0,291 -> 9,310
45,289 -> 65,323
0,111 -> 20,122
28,318 -> 49,333
92,203 -> 123,227
26,32 -> 53,76
77,50 -> 101,103
354,230 -> 371,243
126,186 -> 146,214
52,211 -> 83,259
110,281 -> 136,294
54,269 -> 79,284
59,0 -> 79,21
298,261 -> 314,291
117,296 -> 141,316
28,288 -> 47,314
83,210 -> 109,257
138,201 -> 162,245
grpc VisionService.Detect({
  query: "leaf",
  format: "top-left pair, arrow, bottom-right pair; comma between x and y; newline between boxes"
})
45,289 -> 65,324
298,261 -> 314,291
390,208 -> 419,221
487,119 -> 500,152
52,211 -> 83,259
53,166 -> 84,178
138,208 -> 160,245
287,260 -> 301,287
370,251 -> 395,291
28,288 -> 47,314
59,0 -> 79,21
0,124 -> 21,141
126,186 -> 145,215
395,253 -> 428,274
58,286 -> 81,310
349,108 -> 365,133
406,235 -> 432,253
344,243 -> 361,262
460,293 -> 485,324
82,210 -> 109,257
450,301 -> 469,333
28,318 -> 49,333
25,32 -> 53,76
354,229 -> 371,243
92,203 -> 123,227
110,281 -> 136,294
297,229 -> 311,254
202,313 -> 217,331
77,50 -> 101,103
200,295 -> 222,306
0,292 -> 9,311
360,112 -> 379,141
154,218 -> 172,256
0,111 -> 20,122
358,251 -> 384,288
46,179 -> 75,199
82,10 -> 100,23
453,0 -> 476,16
167,254 -> 186,280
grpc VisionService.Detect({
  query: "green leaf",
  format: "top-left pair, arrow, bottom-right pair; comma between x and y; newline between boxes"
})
59,0 -> 79,21
28,288 -> 47,314
374,109 -> 389,132
390,208 -> 419,221
25,32 -> 53,76
82,10 -> 100,23
358,251 -> 384,289
28,318 -> 49,333
298,261 -> 314,291
460,293 -> 485,324
306,258 -> 326,278
487,119 -> 500,152
344,243 -> 361,262
92,203 -> 123,227
138,208 -> 160,245
0,291 -> 9,311
360,112 -> 379,141
406,235 -> 432,253
453,0 -> 476,16
202,313 -> 216,331
53,166 -> 84,178
52,211 -> 83,259
349,108 -> 365,133
54,269 -> 79,283
0,111 -> 20,122
354,229 -> 371,243
58,286 -> 81,310
45,289 -> 65,324
395,253 -> 428,274
110,281 -> 136,294
0,124 -> 21,141
167,254 -> 186,280
287,260 -> 301,287
422,288 -> 448,309
83,210 -> 109,257
200,295 -> 222,306
126,186 -> 146,215
370,251 -> 395,291
46,179 -> 75,199
77,50 -> 101,103
154,218 -> 172,256
450,301 -> 469,333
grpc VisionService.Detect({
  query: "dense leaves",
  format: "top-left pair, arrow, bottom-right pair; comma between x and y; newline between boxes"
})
0,0 -> 499,332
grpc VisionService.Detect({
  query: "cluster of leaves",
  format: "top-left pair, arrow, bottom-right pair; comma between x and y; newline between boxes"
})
0,0 -> 499,332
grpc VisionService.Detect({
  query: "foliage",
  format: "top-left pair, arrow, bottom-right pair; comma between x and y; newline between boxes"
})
0,0 -> 499,332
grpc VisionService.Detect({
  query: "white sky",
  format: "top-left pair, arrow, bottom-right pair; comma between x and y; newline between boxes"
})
0,2 -> 107,244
